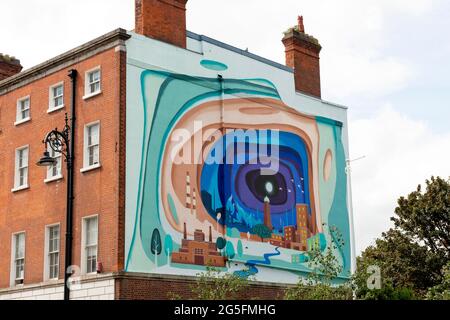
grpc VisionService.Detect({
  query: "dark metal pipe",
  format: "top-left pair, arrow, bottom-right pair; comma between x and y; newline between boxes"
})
64,69 -> 77,300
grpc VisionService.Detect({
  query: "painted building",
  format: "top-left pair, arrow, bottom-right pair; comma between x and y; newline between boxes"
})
171,224 -> 226,267
307,233 -> 328,252
0,0 -> 354,300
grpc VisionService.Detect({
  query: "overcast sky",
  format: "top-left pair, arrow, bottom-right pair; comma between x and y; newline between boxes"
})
1,0 -> 449,255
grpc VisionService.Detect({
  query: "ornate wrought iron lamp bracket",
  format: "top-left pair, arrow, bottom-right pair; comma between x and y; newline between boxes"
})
43,113 -> 71,164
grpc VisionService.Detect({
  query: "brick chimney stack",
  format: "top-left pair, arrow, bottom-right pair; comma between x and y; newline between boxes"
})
135,0 -> 188,48
298,16 -> 305,33
282,16 -> 322,98
0,54 -> 23,81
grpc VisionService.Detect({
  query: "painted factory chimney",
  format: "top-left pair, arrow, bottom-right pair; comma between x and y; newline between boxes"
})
0,54 -> 23,81
135,0 -> 188,48
263,196 -> 273,231
282,16 -> 322,98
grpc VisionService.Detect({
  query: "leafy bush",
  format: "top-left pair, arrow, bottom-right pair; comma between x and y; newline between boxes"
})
285,282 -> 353,300
426,262 -> 450,300
285,238 -> 353,300
361,285 -> 416,300
190,266 -> 250,300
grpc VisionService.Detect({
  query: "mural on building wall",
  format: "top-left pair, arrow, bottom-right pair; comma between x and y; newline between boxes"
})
125,59 -> 351,283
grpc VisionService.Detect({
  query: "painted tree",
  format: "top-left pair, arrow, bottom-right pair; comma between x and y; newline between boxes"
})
242,208 -> 261,230
237,240 -> 243,257
216,237 -> 227,255
151,228 -> 162,267
225,196 -> 236,226
225,241 -> 236,267
225,241 -> 236,259
164,234 -> 173,266
251,224 -> 272,242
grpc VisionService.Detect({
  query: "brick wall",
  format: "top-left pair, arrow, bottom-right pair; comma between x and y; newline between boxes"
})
116,46 -> 127,272
286,44 -> 321,98
135,0 -> 188,48
282,23 -> 322,98
115,274 -> 288,300
0,46 -> 125,288
0,272 -> 289,300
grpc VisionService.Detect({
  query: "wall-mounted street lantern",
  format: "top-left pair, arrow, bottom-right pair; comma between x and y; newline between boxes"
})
37,114 -> 71,167
36,69 -> 77,300
36,151 -> 57,167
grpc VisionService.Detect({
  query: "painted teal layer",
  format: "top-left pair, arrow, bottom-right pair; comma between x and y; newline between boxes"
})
126,70 -> 280,269
125,69 -> 351,279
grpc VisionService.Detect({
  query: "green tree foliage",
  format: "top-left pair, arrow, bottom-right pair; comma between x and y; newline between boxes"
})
353,229 -> 442,298
307,248 -> 343,284
360,285 -> 416,300
190,267 -> 250,300
392,176 -> 449,256
285,281 -> 353,300
426,262 -> 450,300
354,176 -> 450,299
285,247 -> 352,300
251,224 -> 272,242
285,231 -> 352,300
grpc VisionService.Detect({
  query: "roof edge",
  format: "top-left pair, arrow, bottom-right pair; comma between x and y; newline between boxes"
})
0,28 -> 130,92
187,30 -> 294,74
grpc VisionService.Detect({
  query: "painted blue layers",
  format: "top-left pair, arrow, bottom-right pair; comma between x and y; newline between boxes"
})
201,131 -> 311,233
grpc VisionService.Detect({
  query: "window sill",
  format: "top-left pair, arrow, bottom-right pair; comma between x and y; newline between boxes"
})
80,163 -> 101,173
11,282 -> 24,288
47,105 -> 65,113
82,90 -> 102,100
44,175 -> 63,183
14,117 -> 31,126
11,185 -> 29,193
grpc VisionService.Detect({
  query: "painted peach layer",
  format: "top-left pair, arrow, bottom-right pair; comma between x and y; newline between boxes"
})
160,97 -> 323,239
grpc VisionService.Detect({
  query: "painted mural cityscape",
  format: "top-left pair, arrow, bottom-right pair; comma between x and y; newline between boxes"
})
125,65 -> 351,283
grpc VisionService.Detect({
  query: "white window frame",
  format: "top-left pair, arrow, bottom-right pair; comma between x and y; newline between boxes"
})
81,121 -> 101,173
12,145 -> 29,192
83,66 -> 101,100
44,145 -> 63,183
15,96 -> 31,125
48,82 -> 65,113
81,215 -> 98,275
10,232 -> 26,286
44,224 -> 60,281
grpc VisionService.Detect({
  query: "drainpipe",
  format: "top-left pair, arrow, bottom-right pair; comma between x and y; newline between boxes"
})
218,74 -> 226,237
64,69 -> 77,300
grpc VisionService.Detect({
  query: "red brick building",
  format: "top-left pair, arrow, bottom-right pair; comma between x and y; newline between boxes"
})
0,30 -> 129,299
0,0 -> 351,300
